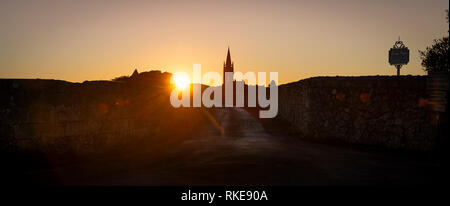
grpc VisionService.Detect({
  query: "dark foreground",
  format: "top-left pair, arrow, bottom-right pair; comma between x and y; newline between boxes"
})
4,108 -> 442,185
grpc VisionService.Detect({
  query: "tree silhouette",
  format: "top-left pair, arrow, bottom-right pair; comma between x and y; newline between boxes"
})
419,10 -> 449,72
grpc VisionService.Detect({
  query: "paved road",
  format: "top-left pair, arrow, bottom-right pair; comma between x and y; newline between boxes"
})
55,108 -> 439,185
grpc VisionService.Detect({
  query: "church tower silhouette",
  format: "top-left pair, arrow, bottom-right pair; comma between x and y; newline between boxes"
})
223,47 -> 234,85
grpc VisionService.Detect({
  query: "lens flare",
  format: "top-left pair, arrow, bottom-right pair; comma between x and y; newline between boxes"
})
172,72 -> 190,89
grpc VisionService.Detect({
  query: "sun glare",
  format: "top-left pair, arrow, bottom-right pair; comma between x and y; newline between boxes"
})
172,72 -> 190,89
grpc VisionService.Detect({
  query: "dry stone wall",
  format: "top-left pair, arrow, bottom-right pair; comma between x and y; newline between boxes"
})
278,76 -> 436,151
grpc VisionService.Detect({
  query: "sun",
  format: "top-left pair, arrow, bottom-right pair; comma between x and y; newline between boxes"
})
172,72 -> 191,89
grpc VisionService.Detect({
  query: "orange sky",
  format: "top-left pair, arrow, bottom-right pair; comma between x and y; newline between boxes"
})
0,0 -> 448,84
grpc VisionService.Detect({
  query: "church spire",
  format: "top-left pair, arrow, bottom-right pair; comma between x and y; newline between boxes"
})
226,46 -> 232,67
223,47 -> 234,86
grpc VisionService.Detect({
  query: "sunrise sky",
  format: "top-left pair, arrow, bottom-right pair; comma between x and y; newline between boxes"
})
0,0 -> 448,84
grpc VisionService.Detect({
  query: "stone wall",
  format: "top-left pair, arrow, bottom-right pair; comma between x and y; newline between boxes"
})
278,76 -> 437,151
0,72 -> 207,153
1,74 -> 440,152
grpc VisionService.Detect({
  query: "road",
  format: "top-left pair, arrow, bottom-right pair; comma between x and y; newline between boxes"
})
44,107 -> 438,186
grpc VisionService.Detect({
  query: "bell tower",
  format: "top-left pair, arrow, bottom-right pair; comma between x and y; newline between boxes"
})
223,47 -> 234,85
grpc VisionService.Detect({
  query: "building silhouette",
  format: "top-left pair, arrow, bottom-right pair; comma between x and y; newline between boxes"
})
223,47 -> 234,85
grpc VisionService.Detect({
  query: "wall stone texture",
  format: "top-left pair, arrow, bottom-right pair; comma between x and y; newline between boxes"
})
0,71 -> 208,154
278,76 -> 437,151
1,74 -> 442,153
